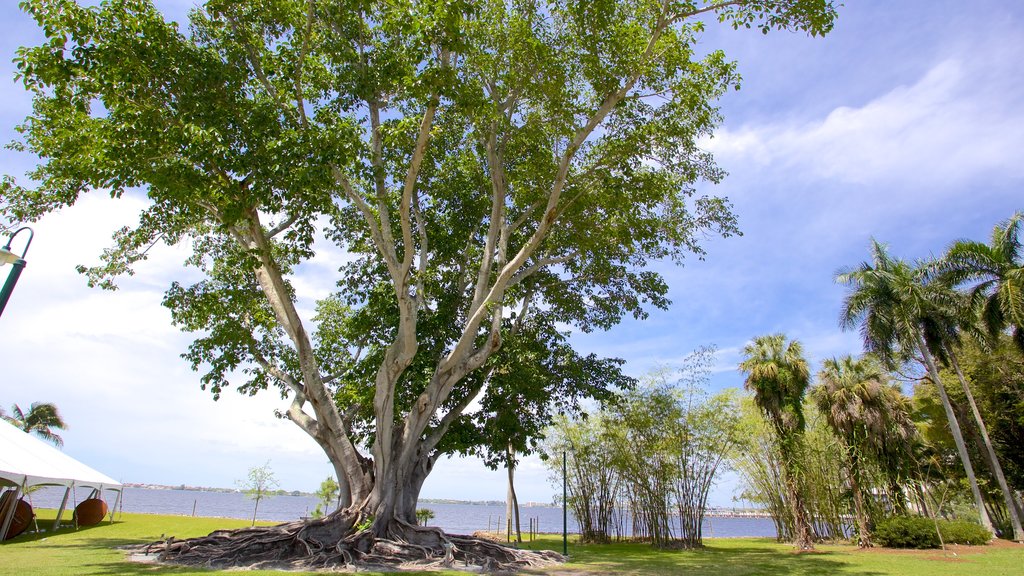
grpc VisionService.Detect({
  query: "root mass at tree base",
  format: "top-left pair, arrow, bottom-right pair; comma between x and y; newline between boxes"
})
126,514 -> 564,572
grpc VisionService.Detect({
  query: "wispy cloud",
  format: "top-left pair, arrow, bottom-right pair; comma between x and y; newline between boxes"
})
706,56 -> 1024,188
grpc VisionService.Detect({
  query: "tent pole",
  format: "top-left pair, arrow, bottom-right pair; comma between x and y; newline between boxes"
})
1,484 -> 23,540
53,487 -> 71,532
108,489 -> 122,524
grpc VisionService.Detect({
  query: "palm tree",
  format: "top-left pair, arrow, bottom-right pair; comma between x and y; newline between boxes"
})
937,214 -> 1024,541
740,333 -> 815,550
940,211 -> 1024,351
874,389 -> 921,515
812,355 -> 916,547
0,402 -> 69,447
837,240 -> 993,533
940,305 -> 1024,539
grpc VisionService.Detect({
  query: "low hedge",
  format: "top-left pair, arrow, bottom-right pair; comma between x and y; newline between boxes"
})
873,515 -> 991,548
939,520 -> 992,545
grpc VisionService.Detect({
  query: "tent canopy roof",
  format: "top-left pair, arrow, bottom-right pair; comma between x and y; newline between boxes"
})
0,420 -> 121,491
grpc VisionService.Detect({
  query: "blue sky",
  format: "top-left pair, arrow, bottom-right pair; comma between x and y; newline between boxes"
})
1,1 -> 1022,507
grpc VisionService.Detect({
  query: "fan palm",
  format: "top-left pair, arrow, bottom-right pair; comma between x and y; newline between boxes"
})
836,240 -> 993,532
940,211 -> 1024,351
740,333 -> 815,550
813,355 -> 916,547
1,402 -> 68,447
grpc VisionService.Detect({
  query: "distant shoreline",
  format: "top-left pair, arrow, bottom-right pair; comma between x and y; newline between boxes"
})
119,484 -> 558,508
117,484 -> 768,516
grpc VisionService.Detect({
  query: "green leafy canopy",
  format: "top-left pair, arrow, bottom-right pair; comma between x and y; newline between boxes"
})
3,0 -> 839,496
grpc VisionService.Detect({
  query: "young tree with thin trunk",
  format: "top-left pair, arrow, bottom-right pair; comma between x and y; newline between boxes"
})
4,0 -> 838,568
313,476 -> 339,519
238,461 -> 279,527
837,240 -> 994,533
739,333 -> 816,550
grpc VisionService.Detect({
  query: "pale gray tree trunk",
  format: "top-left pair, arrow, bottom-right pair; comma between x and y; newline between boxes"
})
946,347 -> 1024,541
915,332 -> 994,533
506,445 -> 522,542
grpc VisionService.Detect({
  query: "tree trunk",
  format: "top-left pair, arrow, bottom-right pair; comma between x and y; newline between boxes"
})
147,449 -> 563,571
915,332 -> 994,533
506,445 -> 522,543
946,347 -> 1024,541
779,439 -> 815,550
251,497 -> 260,527
849,453 -> 870,547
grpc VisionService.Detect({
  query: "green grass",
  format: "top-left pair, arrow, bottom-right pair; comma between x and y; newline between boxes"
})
2,510 -> 1021,575
517,536 -> 1024,575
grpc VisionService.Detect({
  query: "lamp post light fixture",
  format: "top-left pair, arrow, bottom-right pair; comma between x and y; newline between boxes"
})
0,226 -> 35,319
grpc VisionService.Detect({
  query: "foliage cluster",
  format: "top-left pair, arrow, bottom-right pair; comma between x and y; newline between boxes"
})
872,516 -> 941,549
545,348 -> 742,549
837,213 -> 1024,541
736,334 -> 929,550
938,519 -> 992,545
0,1 -> 842,540
733,398 -> 852,542
0,402 -> 68,447
873,515 -> 991,549
734,211 -> 1024,550
312,476 -> 339,518
236,461 -> 278,526
415,508 -> 435,526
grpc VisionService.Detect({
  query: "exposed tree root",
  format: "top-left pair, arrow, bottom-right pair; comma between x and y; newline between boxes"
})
125,513 -> 564,572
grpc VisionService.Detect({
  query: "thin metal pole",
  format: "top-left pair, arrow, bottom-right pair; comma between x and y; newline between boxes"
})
562,450 -> 567,556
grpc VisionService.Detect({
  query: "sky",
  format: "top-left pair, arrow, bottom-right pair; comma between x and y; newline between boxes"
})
1,1 -> 1022,507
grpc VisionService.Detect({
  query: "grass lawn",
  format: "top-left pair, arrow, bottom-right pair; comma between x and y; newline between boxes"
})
2,509 -> 1021,575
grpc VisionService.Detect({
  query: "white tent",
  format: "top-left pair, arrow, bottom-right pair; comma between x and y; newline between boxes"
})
0,420 -> 122,537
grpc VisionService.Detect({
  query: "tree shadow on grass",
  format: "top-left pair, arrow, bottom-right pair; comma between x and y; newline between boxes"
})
2,520 -> 134,546
521,540 -> 886,576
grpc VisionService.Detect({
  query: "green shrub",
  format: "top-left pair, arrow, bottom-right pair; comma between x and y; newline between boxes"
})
874,516 -> 992,548
874,516 -> 941,549
939,520 -> 991,545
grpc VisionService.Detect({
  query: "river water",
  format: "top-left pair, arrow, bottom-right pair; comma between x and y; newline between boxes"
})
25,486 -> 777,538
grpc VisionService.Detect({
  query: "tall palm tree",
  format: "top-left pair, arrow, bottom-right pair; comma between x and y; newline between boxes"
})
930,287 -> 1024,541
940,211 -> 1024,352
740,333 -> 815,550
812,355 -> 916,547
0,402 -> 68,447
937,214 -> 1024,541
837,240 -> 993,533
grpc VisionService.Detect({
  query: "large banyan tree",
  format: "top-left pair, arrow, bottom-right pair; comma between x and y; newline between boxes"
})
4,0 -> 836,569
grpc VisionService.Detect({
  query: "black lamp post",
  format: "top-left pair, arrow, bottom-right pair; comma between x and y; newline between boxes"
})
562,449 -> 567,556
0,226 -> 35,319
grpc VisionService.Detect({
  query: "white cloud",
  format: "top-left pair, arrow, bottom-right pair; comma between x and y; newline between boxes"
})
706,58 -> 1024,187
